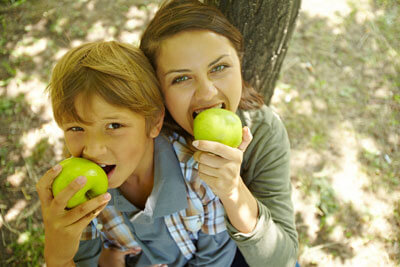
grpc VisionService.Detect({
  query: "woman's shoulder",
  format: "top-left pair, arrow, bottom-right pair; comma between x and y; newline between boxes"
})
237,105 -> 285,133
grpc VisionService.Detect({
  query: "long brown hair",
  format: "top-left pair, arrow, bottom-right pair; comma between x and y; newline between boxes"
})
140,0 -> 264,137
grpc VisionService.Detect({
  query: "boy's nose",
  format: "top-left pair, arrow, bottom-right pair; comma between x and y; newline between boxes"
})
82,139 -> 107,161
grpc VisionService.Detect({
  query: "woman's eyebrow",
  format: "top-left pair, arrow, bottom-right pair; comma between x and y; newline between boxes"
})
164,54 -> 229,76
208,54 -> 228,67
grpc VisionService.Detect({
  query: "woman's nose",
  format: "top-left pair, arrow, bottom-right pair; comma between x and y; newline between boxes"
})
195,77 -> 218,100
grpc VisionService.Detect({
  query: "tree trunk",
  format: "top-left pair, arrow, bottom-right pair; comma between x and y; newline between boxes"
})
205,0 -> 301,105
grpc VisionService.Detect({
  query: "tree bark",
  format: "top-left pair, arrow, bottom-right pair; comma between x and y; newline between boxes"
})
205,0 -> 301,105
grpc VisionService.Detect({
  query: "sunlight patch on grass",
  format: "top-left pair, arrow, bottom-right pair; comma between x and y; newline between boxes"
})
21,122 -> 64,161
329,123 -> 368,204
6,170 -> 25,187
4,199 -> 27,223
6,72 -> 51,117
12,37 -> 48,58
86,21 -> 116,42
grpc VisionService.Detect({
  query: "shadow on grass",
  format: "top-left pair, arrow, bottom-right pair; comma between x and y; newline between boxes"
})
0,0 -> 162,264
0,0 -> 399,265
0,93 -> 56,265
280,3 -> 399,265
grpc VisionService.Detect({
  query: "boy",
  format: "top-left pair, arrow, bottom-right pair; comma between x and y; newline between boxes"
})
36,41 -> 236,266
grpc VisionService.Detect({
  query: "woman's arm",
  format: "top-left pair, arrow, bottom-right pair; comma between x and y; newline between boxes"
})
193,107 -> 298,266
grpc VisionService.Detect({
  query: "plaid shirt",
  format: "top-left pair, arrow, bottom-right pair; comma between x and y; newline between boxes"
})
81,134 -> 226,260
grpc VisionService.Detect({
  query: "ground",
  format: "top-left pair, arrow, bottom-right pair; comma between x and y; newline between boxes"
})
0,0 -> 399,266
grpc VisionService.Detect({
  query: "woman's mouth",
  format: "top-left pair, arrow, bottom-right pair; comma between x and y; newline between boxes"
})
192,103 -> 226,119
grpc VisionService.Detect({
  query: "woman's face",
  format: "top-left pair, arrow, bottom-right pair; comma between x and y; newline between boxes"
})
156,30 -> 242,135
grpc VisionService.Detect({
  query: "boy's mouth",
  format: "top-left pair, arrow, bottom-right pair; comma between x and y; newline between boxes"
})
98,164 -> 116,176
192,103 -> 226,120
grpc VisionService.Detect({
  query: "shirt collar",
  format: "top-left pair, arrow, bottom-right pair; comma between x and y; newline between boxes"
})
107,135 -> 188,217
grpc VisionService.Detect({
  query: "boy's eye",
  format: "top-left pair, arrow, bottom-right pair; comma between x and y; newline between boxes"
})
211,64 -> 227,73
68,126 -> 84,132
172,75 -> 189,84
107,123 -> 122,130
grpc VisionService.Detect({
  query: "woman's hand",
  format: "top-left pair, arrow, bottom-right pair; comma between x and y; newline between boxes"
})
192,126 -> 252,199
192,127 -> 258,233
36,164 -> 111,267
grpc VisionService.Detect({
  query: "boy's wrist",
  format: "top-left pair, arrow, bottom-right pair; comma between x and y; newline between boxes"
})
45,253 -> 75,267
45,259 -> 75,267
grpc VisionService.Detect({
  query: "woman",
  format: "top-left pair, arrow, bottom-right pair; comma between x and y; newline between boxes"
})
140,0 -> 298,266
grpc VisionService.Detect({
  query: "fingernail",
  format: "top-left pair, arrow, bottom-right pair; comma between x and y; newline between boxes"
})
53,164 -> 61,172
75,176 -> 86,185
192,141 -> 199,147
103,193 -> 111,200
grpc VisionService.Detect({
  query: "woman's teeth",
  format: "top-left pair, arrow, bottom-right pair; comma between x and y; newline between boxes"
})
193,103 -> 225,118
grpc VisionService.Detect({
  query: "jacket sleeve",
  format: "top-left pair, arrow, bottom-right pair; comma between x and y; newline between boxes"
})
226,107 -> 298,267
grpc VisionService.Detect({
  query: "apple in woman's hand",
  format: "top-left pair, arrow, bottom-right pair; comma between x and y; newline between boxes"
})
52,157 -> 108,209
193,108 -> 243,148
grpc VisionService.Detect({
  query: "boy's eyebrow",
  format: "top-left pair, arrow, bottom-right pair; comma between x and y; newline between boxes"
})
164,54 -> 229,76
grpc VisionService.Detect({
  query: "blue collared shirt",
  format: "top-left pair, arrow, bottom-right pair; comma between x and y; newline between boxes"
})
74,135 -> 236,267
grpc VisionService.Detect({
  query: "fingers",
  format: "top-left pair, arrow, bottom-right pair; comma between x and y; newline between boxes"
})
36,164 -> 63,206
192,140 -> 241,161
193,151 -> 226,168
74,201 -> 109,230
65,192 -> 111,225
238,126 -> 253,152
51,176 -> 87,211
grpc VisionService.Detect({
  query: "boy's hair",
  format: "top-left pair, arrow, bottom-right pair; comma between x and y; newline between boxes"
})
47,41 -> 164,135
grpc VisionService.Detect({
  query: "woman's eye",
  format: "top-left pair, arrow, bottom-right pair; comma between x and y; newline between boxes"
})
107,123 -> 122,130
68,126 -> 84,132
172,75 -> 189,84
211,64 -> 227,73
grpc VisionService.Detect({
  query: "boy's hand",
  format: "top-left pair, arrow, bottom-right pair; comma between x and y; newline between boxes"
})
36,164 -> 111,267
192,126 -> 253,199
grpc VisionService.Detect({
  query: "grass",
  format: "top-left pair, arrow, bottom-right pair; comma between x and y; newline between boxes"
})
0,0 -> 399,266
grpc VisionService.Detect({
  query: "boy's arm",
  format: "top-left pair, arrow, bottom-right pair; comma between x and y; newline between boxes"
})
36,165 -> 111,266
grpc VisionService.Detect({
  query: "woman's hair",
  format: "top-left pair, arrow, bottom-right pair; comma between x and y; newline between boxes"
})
47,41 -> 164,135
140,0 -> 264,136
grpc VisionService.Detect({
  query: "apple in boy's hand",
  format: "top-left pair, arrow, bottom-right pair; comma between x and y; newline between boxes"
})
193,108 -> 243,148
52,157 -> 108,209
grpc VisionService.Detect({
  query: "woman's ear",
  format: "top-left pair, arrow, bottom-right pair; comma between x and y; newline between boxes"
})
149,110 -> 165,138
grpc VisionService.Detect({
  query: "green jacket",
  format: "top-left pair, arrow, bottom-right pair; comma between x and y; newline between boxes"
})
226,105 -> 298,267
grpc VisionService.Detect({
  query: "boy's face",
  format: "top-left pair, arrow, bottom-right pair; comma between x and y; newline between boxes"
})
60,93 -> 161,189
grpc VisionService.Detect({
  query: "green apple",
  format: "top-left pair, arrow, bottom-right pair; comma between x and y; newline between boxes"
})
193,108 -> 243,148
52,157 -> 108,209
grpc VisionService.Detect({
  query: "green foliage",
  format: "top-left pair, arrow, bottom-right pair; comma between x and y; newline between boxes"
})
26,138 -> 51,165
0,0 -> 26,7
0,94 -> 24,116
6,218 -> 45,266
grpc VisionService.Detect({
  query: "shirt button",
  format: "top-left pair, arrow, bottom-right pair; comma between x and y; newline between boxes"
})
96,223 -> 103,230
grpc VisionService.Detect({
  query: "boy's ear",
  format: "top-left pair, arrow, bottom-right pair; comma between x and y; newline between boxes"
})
149,110 -> 165,138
